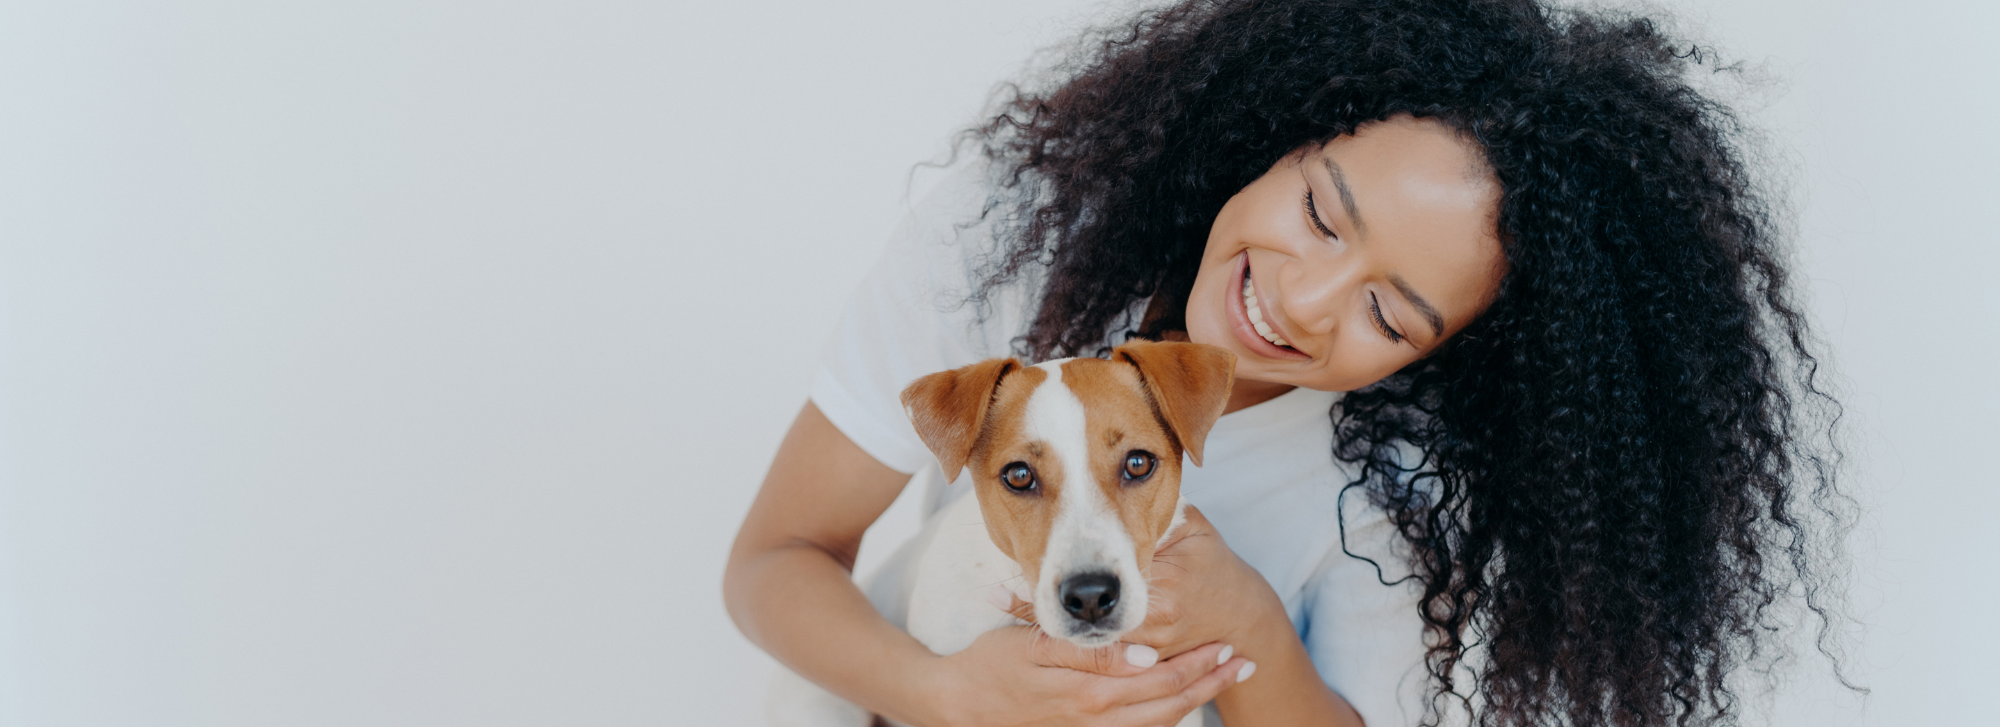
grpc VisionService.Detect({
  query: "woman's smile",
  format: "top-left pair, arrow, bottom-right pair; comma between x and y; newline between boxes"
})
1229,252 -> 1311,360
1183,114 -> 1508,394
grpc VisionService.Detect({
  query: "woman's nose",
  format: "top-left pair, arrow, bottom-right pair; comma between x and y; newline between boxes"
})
1280,255 -> 1362,336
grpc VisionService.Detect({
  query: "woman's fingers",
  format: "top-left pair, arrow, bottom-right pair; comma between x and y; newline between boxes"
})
1089,642 -> 1234,706
1103,656 -> 1255,727
1016,626 -> 1155,677
1014,633 -> 1246,725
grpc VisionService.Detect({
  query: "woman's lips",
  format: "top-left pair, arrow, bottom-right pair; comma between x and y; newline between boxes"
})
1226,252 -> 1310,360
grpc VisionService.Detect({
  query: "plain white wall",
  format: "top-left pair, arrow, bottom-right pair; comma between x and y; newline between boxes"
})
0,1 -> 1991,725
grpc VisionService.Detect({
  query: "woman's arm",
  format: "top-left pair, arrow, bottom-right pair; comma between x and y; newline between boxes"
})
1210,597 -> 1365,727
723,402 -> 940,721
725,402 -> 1249,726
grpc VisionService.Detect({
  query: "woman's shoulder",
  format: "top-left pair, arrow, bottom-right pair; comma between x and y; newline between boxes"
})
865,158 -> 1044,319
807,157 -> 1044,472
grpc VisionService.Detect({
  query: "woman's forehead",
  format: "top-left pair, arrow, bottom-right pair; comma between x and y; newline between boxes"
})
1314,119 -> 1506,329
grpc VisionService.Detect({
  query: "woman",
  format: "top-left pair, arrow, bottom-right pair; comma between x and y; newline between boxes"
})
725,0 -> 1850,725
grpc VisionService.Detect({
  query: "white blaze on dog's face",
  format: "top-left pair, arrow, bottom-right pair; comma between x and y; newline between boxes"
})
901,341 -> 1235,646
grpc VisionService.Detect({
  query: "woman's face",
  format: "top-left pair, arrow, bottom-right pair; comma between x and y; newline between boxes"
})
1185,115 -> 1508,392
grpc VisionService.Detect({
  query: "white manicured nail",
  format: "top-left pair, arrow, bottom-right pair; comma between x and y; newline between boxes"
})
1236,661 -> 1257,683
1125,644 -> 1159,669
1216,645 -> 1233,666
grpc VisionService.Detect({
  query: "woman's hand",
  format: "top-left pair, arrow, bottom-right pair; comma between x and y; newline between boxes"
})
1126,505 -> 1290,660
916,624 -> 1252,727
1122,505 -> 1364,726
1005,505 -> 1286,663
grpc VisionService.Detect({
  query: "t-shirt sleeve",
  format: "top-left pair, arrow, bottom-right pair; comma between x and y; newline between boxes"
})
1298,506 -> 1442,727
810,164 -> 1031,474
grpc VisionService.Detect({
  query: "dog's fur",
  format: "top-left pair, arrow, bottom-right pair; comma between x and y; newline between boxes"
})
768,340 -> 1236,727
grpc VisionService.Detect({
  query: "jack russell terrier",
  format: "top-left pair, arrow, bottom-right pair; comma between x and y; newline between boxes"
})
769,339 -> 1237,727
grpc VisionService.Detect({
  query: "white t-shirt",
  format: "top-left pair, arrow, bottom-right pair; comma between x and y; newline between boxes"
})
811,163 -> 1439,727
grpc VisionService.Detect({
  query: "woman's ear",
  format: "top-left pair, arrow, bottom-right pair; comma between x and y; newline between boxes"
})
1112,340 -> 1236,466
899,358 -> 1021,478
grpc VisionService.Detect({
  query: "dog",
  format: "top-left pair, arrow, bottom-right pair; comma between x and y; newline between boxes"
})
768,339 -> 1236,727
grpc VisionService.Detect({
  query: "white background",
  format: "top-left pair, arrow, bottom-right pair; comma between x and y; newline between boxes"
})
0,0 -> 1994,725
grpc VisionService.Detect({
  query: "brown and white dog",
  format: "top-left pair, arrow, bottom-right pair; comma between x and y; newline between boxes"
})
768,340 -> 1236,727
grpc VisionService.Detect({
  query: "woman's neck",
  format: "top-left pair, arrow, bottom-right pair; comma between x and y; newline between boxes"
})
1224,377 -> 1295,414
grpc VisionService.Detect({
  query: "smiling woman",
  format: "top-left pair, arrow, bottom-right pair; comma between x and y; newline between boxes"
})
725,0 -> 1854,725
955,0 -> 1855,724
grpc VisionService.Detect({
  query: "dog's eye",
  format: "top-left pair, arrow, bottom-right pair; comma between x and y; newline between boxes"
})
1000,462 -> 1038,493
1122,452 -> 1156,481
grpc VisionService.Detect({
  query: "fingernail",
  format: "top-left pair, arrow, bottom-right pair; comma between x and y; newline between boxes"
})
1236,661 -> 1257,683
1125,643 -> 1159,669
984,585 -> 1014,611
1216,645 -> 1233,666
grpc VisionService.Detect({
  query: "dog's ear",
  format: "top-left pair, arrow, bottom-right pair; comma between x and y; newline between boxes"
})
900,357 -> 1021,478
1113,340 -> 1236,466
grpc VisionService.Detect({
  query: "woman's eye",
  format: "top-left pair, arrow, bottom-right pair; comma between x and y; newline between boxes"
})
1302,189 -> 1339,239
1121,452 -> 1156,481
1368,291 -> 1406,344
1001,463 -> 1038,492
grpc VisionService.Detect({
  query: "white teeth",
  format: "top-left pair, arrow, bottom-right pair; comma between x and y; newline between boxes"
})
1240,274 -> 1290,348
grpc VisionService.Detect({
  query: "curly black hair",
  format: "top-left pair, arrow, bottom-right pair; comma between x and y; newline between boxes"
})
959,1 -> 1854,725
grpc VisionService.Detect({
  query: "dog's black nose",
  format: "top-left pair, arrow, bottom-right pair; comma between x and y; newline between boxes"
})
1058,572 -> 1120,624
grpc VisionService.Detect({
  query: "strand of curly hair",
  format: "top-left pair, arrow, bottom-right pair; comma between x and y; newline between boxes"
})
957,1 -> 1856,725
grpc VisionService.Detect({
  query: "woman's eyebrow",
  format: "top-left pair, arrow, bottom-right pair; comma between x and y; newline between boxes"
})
1389,274 -> 1445,338
1322,157 -> 1367,237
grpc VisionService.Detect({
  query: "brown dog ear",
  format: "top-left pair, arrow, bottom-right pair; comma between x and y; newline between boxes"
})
1112,340 -> 1236,466
899,358 -> 1021,477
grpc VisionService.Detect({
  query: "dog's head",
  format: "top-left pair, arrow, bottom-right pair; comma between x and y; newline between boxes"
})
900,340 -> 1236,646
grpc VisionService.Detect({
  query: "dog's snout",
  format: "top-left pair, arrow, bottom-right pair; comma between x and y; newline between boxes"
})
1058,572 -> 1120,625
